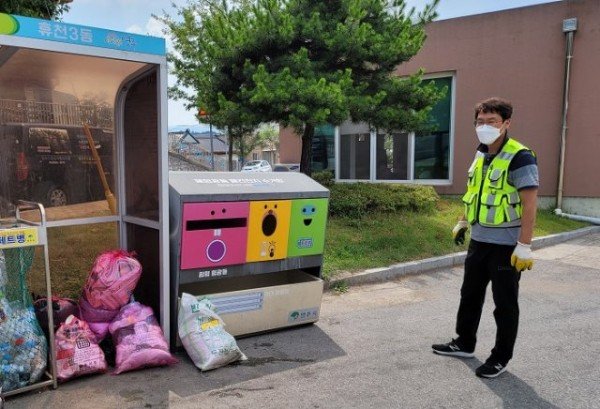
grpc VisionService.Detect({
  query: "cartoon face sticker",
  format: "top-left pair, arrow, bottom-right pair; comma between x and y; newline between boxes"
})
301,205 -> 316,226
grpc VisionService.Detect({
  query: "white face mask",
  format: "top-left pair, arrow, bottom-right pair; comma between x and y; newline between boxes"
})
476,124 -> 502,145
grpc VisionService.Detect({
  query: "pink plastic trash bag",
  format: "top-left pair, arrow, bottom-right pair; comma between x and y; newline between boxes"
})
55,315 -> 107,381
83,250 -> 142,311
78,294 -> 119,342
109,302 -> 177,375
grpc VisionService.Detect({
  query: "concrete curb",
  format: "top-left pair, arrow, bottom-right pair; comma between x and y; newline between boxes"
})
326,225 -> 600,289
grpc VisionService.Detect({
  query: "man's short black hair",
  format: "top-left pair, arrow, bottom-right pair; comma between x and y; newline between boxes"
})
475,97 -> 513,121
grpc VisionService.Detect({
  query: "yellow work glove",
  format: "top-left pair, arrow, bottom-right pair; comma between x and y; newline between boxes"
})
511,241 -> 533,272
452,220 -> 469,245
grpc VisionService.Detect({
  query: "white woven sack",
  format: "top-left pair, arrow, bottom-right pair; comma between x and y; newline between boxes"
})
178,293 -> 246,371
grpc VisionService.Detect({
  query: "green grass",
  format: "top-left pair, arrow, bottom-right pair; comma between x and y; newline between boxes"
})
28,223 -> 118,299
534,207 -> 588,236
330,280 -> 349,294
20,198 -> 588,297
322,197 -> 588,280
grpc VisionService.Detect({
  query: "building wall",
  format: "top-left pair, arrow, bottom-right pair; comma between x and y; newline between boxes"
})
277,0 -> 600,208
395,0 -> 600,198
279,126 -> 302,163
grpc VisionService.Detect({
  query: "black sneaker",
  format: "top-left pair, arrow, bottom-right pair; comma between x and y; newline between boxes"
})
476,361 -> 507,378
431,339 -> 474,358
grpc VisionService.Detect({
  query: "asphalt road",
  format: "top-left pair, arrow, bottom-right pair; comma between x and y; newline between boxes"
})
7,233 -> 600,409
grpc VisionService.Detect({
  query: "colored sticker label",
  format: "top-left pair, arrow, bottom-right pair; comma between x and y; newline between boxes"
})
200,319 -> 220,331
288,308 -> 319,323
296,238 -> 313,249
0,227 -> 39,249
0,13 -> 19,35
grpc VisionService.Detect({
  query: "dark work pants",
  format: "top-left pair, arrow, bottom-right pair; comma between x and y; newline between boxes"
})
456,239 -> 521,365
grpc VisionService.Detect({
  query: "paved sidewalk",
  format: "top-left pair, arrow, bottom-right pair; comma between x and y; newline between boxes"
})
5,230 -> 600,409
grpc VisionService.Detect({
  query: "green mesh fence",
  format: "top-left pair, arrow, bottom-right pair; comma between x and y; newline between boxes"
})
2,248 -> 35,307
0,248 -> 48,392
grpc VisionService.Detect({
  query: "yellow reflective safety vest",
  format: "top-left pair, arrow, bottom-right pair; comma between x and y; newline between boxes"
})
462,138 -> 531,228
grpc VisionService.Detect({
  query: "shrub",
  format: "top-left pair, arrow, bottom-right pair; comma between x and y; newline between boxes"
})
329,184 -> 368,219
329,182 -> 438,218
311,169 -> 335,188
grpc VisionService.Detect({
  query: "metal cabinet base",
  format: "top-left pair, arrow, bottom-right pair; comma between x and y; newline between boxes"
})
179,270 -> 323,337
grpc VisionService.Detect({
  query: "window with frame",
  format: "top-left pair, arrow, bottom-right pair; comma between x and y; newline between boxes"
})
336,75 -> 453,183
339,121 -> 370,180
413,76 -> 452,180
311,124 -> 335,173
376,132 -> 410,180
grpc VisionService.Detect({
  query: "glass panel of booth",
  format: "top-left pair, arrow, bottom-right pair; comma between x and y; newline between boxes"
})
123,70 -> 160,222
28,222 -> 119,299
0,46 -> 146,222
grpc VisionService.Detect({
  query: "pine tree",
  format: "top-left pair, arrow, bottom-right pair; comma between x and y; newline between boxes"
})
163,0 -> 442,174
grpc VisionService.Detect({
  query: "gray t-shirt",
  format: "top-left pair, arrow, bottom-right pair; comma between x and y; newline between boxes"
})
470,142 -> 539,246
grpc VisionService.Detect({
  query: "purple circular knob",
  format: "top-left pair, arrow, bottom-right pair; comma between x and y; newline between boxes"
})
206,240 -> 226,262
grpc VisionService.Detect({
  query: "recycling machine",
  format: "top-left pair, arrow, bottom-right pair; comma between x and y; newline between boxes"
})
169,172 -> 329,344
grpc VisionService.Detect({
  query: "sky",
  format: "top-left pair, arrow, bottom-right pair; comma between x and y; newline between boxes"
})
63,0 -> 562,128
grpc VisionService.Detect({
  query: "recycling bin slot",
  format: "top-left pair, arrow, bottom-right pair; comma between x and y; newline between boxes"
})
186,218 -> 247,230
210,292 -> 264,314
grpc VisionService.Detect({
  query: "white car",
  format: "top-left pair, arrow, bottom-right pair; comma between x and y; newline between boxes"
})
241,160 -> 272,172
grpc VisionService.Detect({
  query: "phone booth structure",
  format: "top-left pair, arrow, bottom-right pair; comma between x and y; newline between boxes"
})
169,172 -> 329,344
0,13 -> 170,354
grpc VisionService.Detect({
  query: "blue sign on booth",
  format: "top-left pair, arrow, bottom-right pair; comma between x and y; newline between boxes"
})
0,13 -> 165,56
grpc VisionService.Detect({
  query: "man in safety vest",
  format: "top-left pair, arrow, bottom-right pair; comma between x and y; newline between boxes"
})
432,97 -> 539,378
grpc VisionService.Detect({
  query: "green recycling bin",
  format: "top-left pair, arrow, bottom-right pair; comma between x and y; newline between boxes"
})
287,198 -> 328,257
